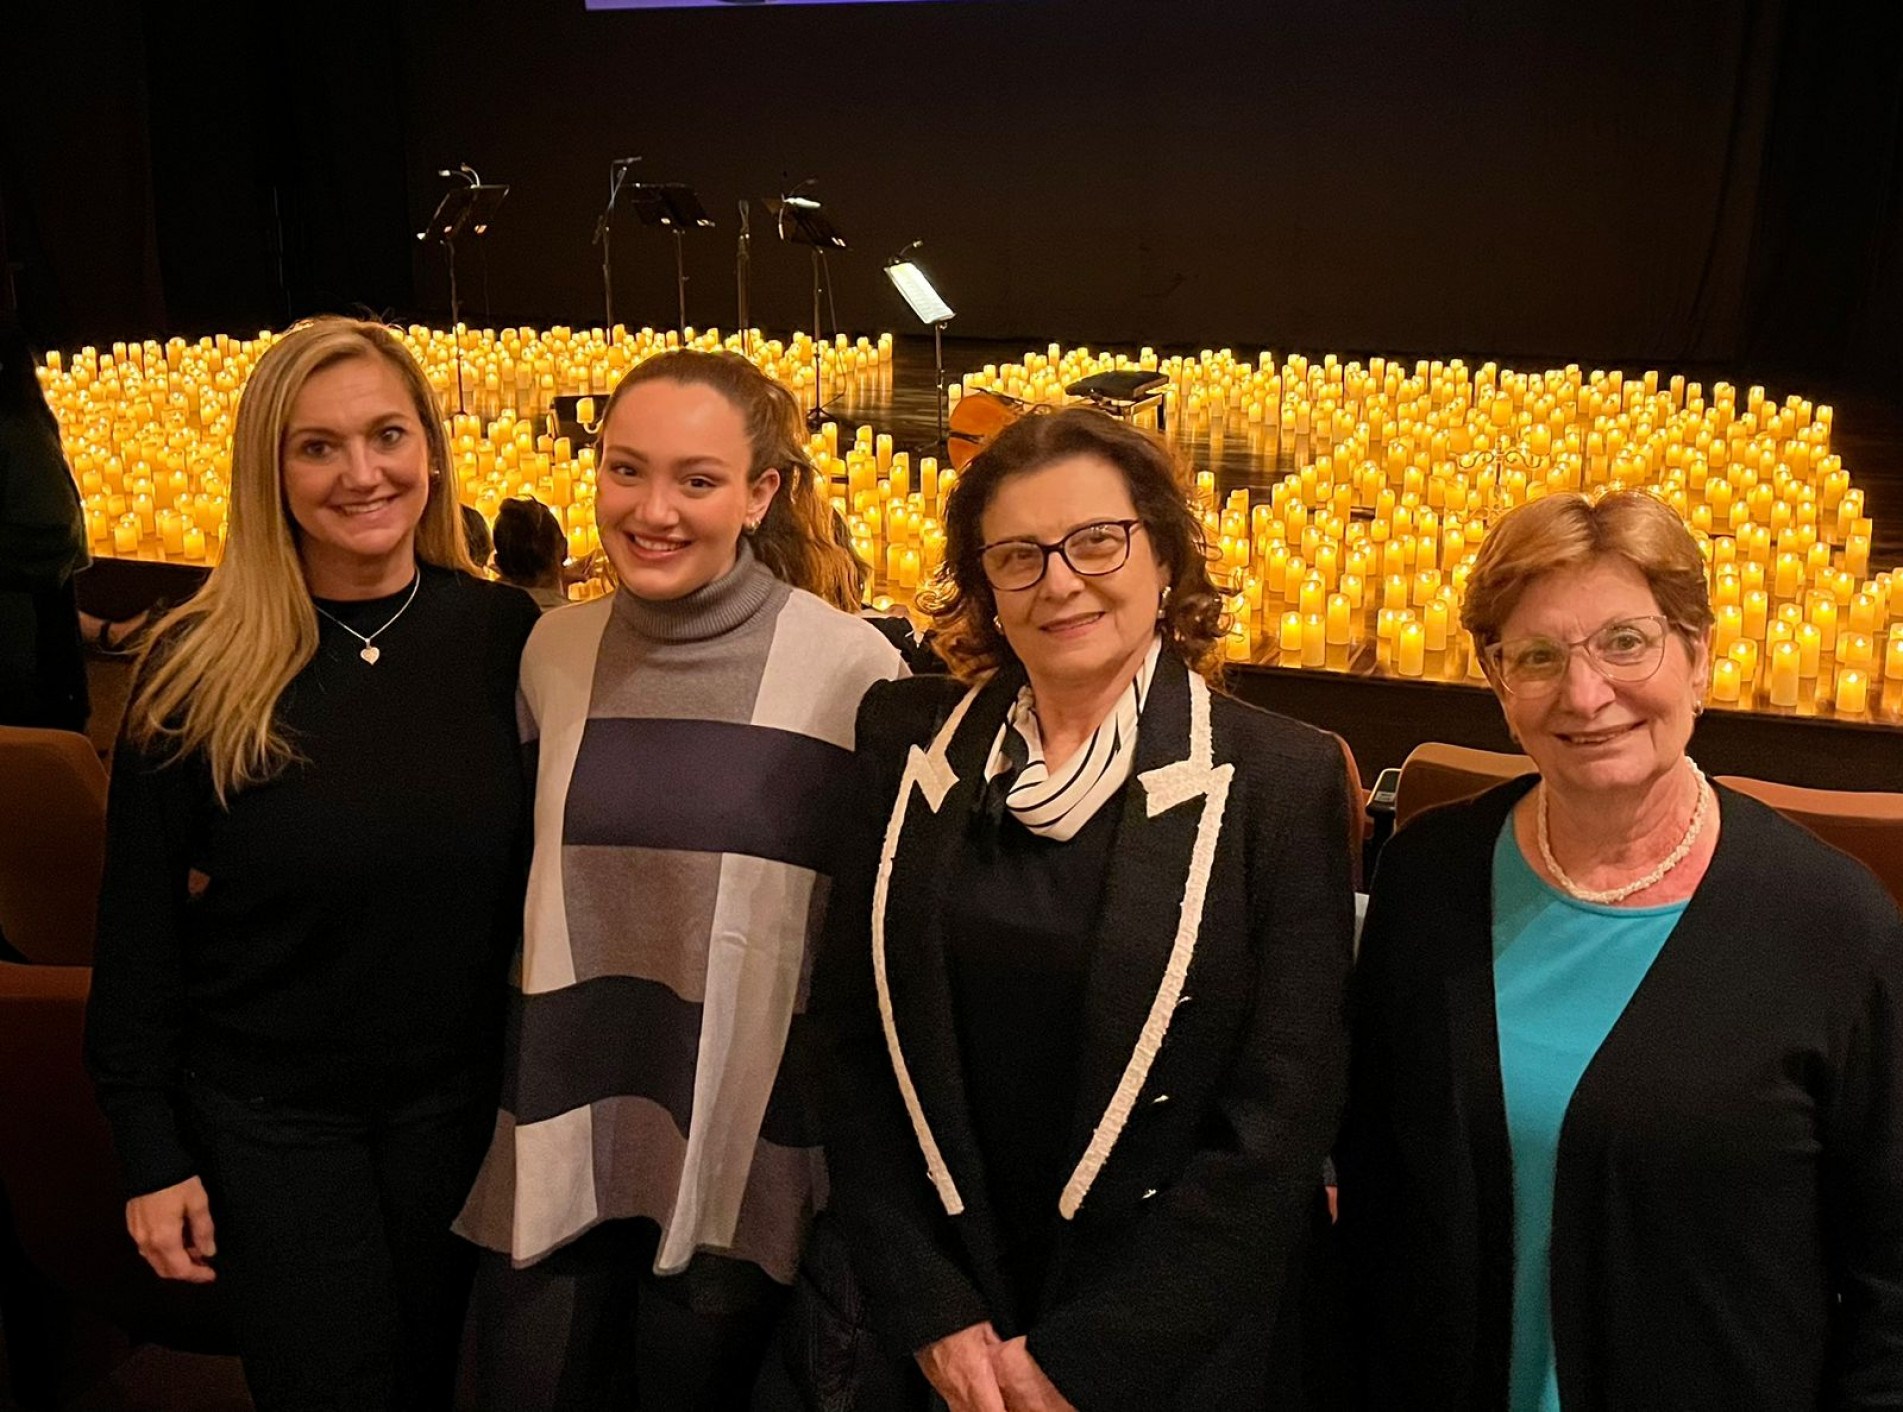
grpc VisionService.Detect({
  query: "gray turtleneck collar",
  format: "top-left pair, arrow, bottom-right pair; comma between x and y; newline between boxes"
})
610,538 -> 782,643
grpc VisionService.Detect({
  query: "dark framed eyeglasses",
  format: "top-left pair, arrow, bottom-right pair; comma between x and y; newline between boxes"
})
1481,613 -> 1675,698
978,519 -> 1144,592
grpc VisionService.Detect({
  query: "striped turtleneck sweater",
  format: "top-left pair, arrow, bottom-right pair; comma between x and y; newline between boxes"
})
456,544 -> 904,1281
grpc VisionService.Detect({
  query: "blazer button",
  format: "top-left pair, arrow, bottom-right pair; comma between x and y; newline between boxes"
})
1150,1092 -> 1171,1106
1141,1188 -> 1159,1201
1175,993 -> 1193,1008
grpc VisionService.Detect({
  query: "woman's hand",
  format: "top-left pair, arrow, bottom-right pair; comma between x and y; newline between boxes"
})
916,1321 -> 1006,1412
126,1175 -> 217,1283
992,1337 -> 1077,1412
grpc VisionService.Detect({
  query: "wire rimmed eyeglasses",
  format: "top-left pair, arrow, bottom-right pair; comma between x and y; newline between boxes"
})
1481,614 -> 1676,697
978,519 -> 1144,592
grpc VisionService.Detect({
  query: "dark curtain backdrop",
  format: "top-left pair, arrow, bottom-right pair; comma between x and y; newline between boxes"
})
5,0 -> 1899,382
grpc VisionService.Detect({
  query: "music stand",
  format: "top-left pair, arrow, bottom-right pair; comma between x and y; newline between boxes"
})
770,196 -> 848,429
420,180 -> 509,411
885,251 -> 955,454
592,158 -> 644,343
627,183 -> 714,340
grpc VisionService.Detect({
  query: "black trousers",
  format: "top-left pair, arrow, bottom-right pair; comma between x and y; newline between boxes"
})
184,1071 -> 496,1412
474,1218 -> 791,1410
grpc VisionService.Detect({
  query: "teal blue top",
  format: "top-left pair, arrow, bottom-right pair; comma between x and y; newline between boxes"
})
1491,817 -> 1686,1411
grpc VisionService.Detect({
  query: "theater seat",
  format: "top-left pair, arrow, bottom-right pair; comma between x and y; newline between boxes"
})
1713,775 -> 1903,910
1333,733 -> 1371,891
0,962 -> 231,1395
0,724 -> 108,965
1393,742 -> 1535,830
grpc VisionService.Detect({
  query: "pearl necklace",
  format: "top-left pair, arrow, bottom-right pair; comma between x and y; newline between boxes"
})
1537,759 -> 1712,905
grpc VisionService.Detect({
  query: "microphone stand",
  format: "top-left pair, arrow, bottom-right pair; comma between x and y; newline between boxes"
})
736,199 -> 752,358
593,158 -> 640,343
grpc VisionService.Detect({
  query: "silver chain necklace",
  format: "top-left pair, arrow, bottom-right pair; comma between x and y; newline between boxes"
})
1537,758 -> 1712,905
313,572 -> 422,665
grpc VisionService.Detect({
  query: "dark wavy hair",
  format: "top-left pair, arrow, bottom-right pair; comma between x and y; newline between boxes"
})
922,407 -> 1227,682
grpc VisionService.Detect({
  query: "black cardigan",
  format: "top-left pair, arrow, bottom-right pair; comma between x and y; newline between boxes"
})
1338,777 -> 1903,1411
813,656 -> 1356,1411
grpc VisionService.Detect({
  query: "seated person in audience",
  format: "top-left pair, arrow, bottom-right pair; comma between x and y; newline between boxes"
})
0,319 -> 89,732
461,502 -> 493,572
85,317 -> 540,1412
455,350 -> 903,1409
491,495 -> 570,611
814,407 -> 1356,1411
1339,490 -> 1903,1409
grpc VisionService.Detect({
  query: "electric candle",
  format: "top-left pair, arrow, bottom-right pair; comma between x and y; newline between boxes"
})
1837,667 -> 1869,718
1709,658 -> 1742,703
1797,622 -> 1823,676
1326,593 -> 1352,645
1302,615 -> 1327,667
1396,620 -> 1426,677
1280,611 -> 1303,656
1768,641 -> 1801,707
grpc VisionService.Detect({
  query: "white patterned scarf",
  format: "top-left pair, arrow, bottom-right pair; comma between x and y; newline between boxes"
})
982,635 -> 1163,841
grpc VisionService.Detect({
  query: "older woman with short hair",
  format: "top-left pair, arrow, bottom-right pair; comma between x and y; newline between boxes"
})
1339,489 -> 1903,1409
815,407 -> 1356,1411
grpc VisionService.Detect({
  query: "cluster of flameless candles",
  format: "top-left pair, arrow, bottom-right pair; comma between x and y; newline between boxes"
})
39,325 -> 1901,723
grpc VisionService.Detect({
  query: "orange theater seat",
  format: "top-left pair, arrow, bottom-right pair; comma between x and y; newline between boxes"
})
0,962 -> 230,1381
1393,742 -> 1535,831
0,724 -> 108,965
1714,775 -> 1903,910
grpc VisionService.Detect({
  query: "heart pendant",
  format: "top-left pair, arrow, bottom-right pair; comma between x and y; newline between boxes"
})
360,644 -> 381,665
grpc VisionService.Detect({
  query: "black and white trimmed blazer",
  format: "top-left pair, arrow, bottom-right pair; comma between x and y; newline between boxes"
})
813,653 -> 1356,1412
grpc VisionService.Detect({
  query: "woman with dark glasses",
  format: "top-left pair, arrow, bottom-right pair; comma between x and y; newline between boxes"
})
1339,490 -> 1903,1409
813,407 -> 1357,1410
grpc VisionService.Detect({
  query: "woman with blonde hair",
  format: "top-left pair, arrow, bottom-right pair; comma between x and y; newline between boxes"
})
814,407 -> 1356,1410
1340,490 -> 1903,1408
455,349 -> 903,1407
85,317 -> 541,1410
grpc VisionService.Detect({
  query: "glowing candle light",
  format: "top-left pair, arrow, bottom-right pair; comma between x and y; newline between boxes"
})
1836,667 -> 1869,718
1712,604 -> 1742,657
1280,610 -> 1303,656
1797,622 -> 1823,676
1326,592 -> 1352,645
1774,553 -> 1802,598
1709,658 -> 1742,704
1299,575 -> 1326,618
1768,641 -> 1801,707
1742,589 -> 1769,641
1396,619 -> 1426,677
1302,615 -> 1327,667
1809,593 -> 1839,655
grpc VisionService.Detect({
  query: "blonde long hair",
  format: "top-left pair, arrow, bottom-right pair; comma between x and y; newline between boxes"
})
596,350 -> 862,611
126,318 -> 472,801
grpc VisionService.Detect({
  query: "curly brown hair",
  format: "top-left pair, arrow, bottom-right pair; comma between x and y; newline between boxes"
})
922,407 -> 1228,682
